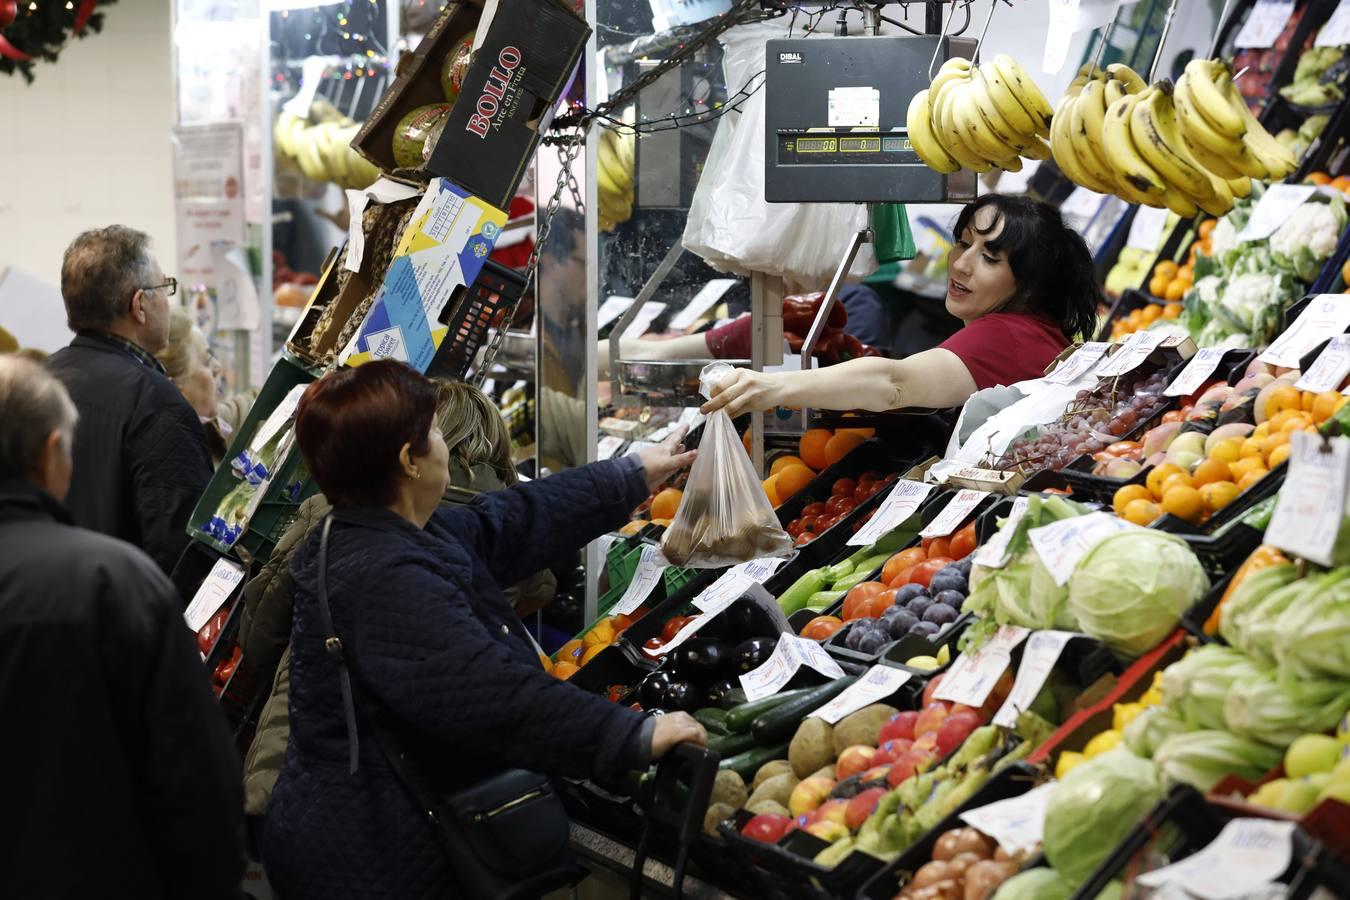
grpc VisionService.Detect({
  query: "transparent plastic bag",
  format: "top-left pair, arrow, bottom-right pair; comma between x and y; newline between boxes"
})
659,364 -> 794,568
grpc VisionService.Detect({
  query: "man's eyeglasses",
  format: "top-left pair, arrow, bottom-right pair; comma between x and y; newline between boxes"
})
143,277 -> 178,297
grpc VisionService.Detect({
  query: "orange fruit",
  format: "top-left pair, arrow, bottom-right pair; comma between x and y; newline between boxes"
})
1332,174 -> 1350,194
1147,464 -> 1184,499
650,488 -> 683,520
1209,439 -> 1243,465
1142,304 -> 1163,323
1176,264 -> 1194,283
1264,384 -> 1302,420
1123,498 -> 1162,526
775,464 -> 816,500
763,475 -> 782,507
770,455 -> 810,476
1260,430 -> 1291,462
800,615 -> 845,640
1191,457 -> 1232,487
743,430 -> 752,454
1113,484 -> 1153,517
1163,302 -> 1184,320
1311,391 -> 1347,424
538,653 -> 553,674
823,431 -> 868,467
580,643 -> 609,665
1230,457 -> 1268,482
556,639 -> 584,664
1267,443 -> 1291,469
1198,220 -> 1216,240
551,662 -> 580,680
619,519 -> 648,536
1240,436 -> 1265,459
1165,281 -> 1187,302
1161,472 -> 1194,495
837,427 -> 876,439
584,619 -> 617,647
1280,414 -> 1314,434
650,518 -> 673,527
1155,260 -> 1179,278
1308,171 -> 1332,186
1149,275 -> 1170,297
1301,390 -> 1317,412
1128,309 -> 1145,327
1161,485 -> 1206,523
1199,481 -> 1240,513
1252,422 -> 1271,440
799,429 -> 834,470
1238,468 -> 1269,492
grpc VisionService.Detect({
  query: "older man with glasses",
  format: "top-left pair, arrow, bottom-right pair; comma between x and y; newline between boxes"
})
47,225 -> 215,575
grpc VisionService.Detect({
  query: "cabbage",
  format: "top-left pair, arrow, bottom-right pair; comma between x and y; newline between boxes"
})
1043,748 -> 1162,886
1218,564 -> 1299,654
1067,532 -> 1209,658
1235,577 -> 1319,666
1224,670 -> 1350,748
1274,567 -> 1350,684
991,868 -> 1075,900
1160,645 -> 1270,731
1123,705 -> 1193,758
1031,552 -> 1078,631
1153,729 -> 1284,792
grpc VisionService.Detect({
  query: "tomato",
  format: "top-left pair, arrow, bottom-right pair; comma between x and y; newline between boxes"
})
607,684 -> 628,703
787,519 -> 805,538
949,522 -> 978,560
818,514 -> 842,531
859,471 -> 884,483
861,589 -> 899,619
800,615 -> 845,640
642,636 -> 666,656
795,532 -> 815,546
888,564 -> 918,588
826,495 -> 850,514
910,558 -> 954,588
833,497 -> 858,516
831,478 -> 857,498
661,615 -> 695,643
926,537 -> 952,559
882,547 -> 928,584
802,502 -> 828,518
798,515 -> 820,534
842,581 -> 890,620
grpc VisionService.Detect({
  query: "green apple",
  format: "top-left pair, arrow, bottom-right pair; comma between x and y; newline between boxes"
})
1317,778 -> 1350,806
1285,734 -> 1341,778
1274,777 -> 1323,815
1249,778 -> 1290,809
905,655 -> 939,671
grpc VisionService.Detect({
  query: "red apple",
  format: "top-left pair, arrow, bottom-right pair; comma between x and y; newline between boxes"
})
935,711 -> 982,756
914,745 -> 941,774
923,673 -> 946,707
950,703 -> 979,719
888,750 -> 923,787
873,738 -> 914,764
914,701 -> 951,739
815,798 -> 849,828
806,819 -> 850,842
861,764 -> 892,784
789,775 -> 835,818
878,710 -> 919,744
741,814 -> 792,844
914,732 -> 939,753
836,745 -> 879,780
845,787 -> 888,831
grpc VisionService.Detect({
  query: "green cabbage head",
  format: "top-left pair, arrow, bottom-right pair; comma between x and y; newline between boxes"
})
1224,669 -> 1350,748
1123,705 -> 1193,759
991,868 -> 1075,900
1043,748 -> 1162,886
1153,729 -> 1284,792
1218,564 -> 1299,659
1274,568 -> 1350,684
1161,645 -> 1270,731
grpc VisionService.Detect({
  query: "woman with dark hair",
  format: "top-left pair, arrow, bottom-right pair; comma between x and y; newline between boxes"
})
702,194 -> 1104,416
263,360 -> 704,900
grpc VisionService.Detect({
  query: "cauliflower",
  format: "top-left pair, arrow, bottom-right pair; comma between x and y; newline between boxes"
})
1220,273 -> 1282,330
1270,197 -> 1348,282
1210,216 -> 1241,259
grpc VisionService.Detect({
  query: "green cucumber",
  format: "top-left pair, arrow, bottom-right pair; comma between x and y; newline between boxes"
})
851,553 -> 894,578
834,568 -> 885,592
693,708 -> 731,734
751,675 -> 860,744
707,731 -> 758,758
718,742 -> 790,780
804,589 -> 846,612
822,558 -> 856,584
777,568 -> 829,616
718,688 -> 748,710
724,686 -> 815,733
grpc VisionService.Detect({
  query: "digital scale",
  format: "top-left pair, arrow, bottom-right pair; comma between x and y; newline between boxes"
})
764,34 -> 978,203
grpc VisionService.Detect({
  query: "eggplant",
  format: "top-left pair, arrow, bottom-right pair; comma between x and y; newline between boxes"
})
720,596 -> 774,639
732,636 -> 778,673
705,677 -> 741,708
672,638 -> 733,678
638,670 -> 676,709
661,680 -> 701,712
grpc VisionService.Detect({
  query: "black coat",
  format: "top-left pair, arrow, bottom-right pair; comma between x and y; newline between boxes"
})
0,480 -> 245,900
47,332 -> 214,574
264,459 -> 651,900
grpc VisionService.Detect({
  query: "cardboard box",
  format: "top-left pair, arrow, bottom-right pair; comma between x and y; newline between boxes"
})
339,177 -> 508,371
352,0 -> 591,210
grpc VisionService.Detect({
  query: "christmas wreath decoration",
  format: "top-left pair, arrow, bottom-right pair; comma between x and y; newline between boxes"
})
0,0 -> 115,83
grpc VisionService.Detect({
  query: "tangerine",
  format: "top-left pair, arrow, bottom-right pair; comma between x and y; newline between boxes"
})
1209,438 -> 1243,465
1161,485 -> 1206,523
1141,304 -> 1163,323
1165,281 -> 1187,302
1123,498 -> 1162,526
1312,391 -> 1347,424
1155,260 -> 1179,278
799,429 -> 834,470
581,643 -> 608,665
823,431 -> 868,467
551,662 -> 580,680
1198,219 -> 1216,240
1149,275 -> 1169,297
1163,302 -> 1184,320
1264,385 -> 1302,420
1267,443 -> 1291,469
1160,472 -> 1194,496
775,464 -> 817,500
651,488 -> 683,520
1229,457 -> 1268,482
1237,468 -> 1269,492
619,519 -> 648,536
1191,457 -> 1232,487
1113,484 -> 1153,516
800,615 -> 845,640
584,619 -> 617,647
762,475 -> 782,507
770,455 -> 811,476
1147,463 -> 1184,498
1199,481 -> 1240,512
556,639 -> 584,664
836,427 -> 876,439
1240,436 -> 1265,459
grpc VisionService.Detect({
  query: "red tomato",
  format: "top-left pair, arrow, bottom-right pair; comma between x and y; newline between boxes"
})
888,564 -> 919,588
826,495 -> 850,514
795,532 -> 816,546
798,515 -> 820,534
861,589 -> 899,618
818,514 -> 842,531
832,478 -> 857,498
661,616 -> 695,643
800,615 -> 845,640
881,547 -> 927,584
801,502 -> 828,519
643,636 -> 667,656
926,537 -> 952,559
842,582 -> 890,620
910,558 -> 954,588
859,471 -> 883,483
833,497 -> 858,516
787,519 -> 804,538
949,523 -> 978,560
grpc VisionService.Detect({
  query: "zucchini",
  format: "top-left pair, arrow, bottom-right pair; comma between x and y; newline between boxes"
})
718,742 -> 790,780
707,731 -> 758,758
751,675 -> 860,744
724,686 -> 815,733
693,708 -> 731,734
834,569 -> 878,592
777,568 -> 829,616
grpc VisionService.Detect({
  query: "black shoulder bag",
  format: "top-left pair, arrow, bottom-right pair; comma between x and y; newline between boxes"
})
315,517 -> 581,899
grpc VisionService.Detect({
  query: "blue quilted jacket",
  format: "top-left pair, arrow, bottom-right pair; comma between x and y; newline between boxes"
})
264,458 -> 650,899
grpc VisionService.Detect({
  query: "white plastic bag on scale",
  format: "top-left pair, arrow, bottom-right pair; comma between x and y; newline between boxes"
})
682,22 -> 878,284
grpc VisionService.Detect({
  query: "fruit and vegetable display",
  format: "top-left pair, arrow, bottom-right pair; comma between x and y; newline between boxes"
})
781,292 -> 885,365
784,468 -> 894,546
1278,45 -> 1346,109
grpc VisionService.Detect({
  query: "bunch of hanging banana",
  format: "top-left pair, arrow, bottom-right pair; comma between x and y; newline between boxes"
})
906,54 -> 1054,175
1173,58 -> 1298,184
273,100 -> 381,191
597,126 -> 635,233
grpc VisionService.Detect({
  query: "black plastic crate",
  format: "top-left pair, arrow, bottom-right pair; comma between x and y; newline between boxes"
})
1182,570 -> 1236,642
718,809 -> 888,900
426,258 -> 526,380
774,438 -> 922,545
1151,460 -> 1286,538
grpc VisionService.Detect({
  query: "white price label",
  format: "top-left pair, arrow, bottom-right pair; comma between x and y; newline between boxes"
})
1260,294 -> 1350,369
1028,511 -> 1140,586
1265,431 -> 1350,567
611,544 -> 665,616
1234,0 -> 1296,49
729,556 -> 788,583
739,634 -> 845,701
1126,205 -> 1170,251
657,584 -> 748,655
972,497 -> 1029,570
920,489 -> 990,539
1316,1 -> 1350,47
598,296 -> 635,329
993,630 -> 1080,727
692,572 -> 754,612
827,86 -> 880,127
597,435 -> 625,460
627,301 -> 668,338
184,558 -> 246,632
1097,331 -> 1168,378
1165,347 -> 1232,397
1045,342 -> 1109,384
1137,818 -> 1297,899
1296,334 -> 1350,393
810,665 -> 913,725
847,480 -> 934,546
252,384 -> 308,454
595,533 -> 618,563
670,279 -> 738,331
959,781 -> 1057,855
1239,183 -> 1317,241
934,625 -> 1029,707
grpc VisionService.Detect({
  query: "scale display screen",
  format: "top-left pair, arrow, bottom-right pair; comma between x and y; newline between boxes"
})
839,137 -> 881,153
796,137 -> 838,153
778,131 -> 915,166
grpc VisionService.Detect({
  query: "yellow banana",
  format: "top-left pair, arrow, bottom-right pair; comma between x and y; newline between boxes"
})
1231,92 -> 1298,179
1184,59 -> 1247,138
970,68 -> 1039,152
1160,185 -> 1199,217
955,81 -> 1022,161
1107,63 -> 1147,95
1022,136 -> 1052,161
1104,78 -> 1129,106
995,155 -> 1024,173
1101,93 -> 1168,199
1052,95 -> 1116,194
929,65 -> 971,142
1174,73 -> 1248,160
1131,84 -> 1215,201
977,63 -> 1041,139
1196,171 -> 1234,217
598,131 -> 631,192
1228,175 -> 1253,198
992,54 -> 1053,136
936,81 -> 994,171
906,89 -> 961,174
1070,81 -> 1125,193
1181,131 -> 1246,179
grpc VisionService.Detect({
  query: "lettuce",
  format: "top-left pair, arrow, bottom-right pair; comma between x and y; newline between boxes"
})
1218,564 -> 1299,655
1274,567 -> 1350,684
992,869 -> 1075,900
1043,748 -> 1162,887
1153,729 -> 1284,792
1224,670 -> 1350,748
1123,705 -> 1193,759
1160,645 -> 1270,731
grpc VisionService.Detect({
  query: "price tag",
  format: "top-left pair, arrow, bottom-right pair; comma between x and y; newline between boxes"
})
598,296 -> 635,329
1296,334 -> 1350,393
828,86 -> 880,127
627,301 -> 668,337
283,55 -> 330,117
595,533 -> 618,564
1097,331 -> 1168,378
739,635 -> 845,701
611,544 -> 664,616
1126,205 -> 1170,251
1259,294 -> 1350,369
1165,347 -> 1231,397
1316,1 -> 1350,47
729,556 -> 788,583
972,497 -> 1029,570
920,489 -> 991,539
810,666 -> 913,725
959,781 -> 1057,855
1234,0 -> 1296,49
1028,511 -> 1139,586
847,480 -> 935,546
670,279 -> 738,331
1239,183 -> 1317,241
597,435 -> 625,460
934,625 -> 1029,706
1136,818 -> 1296,899
657,584 -> 747,655
692,571 -> 754,612
993,631 -> 1080,727
1045,342 -> 1109,385
184,558 -> 246,632
1265,431 -> 1350,567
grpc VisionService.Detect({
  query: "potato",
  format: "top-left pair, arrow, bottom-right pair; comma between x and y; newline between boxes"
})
746,799 -> 791,817
811,765 -> 837,781
789,718 -> 835,778
752,759 -> 795,792
703,802 -> 736,837
832,704 -> 900,755
711,769 -> 748,809
747,772 -> 798,810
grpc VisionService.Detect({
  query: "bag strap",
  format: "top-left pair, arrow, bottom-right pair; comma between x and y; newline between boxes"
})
316,516 -> 361,776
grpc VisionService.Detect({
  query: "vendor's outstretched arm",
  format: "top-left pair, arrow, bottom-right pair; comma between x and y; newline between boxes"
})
701,348 -> 977,417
